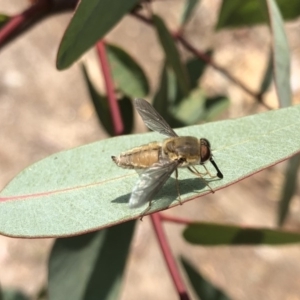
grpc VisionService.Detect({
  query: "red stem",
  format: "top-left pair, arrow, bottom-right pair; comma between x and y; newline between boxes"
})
0,1 -> 49,45
150,213 -> 190,300
160,214 -> 192,224
0,0 -> 77,49
96,41 -> 124,135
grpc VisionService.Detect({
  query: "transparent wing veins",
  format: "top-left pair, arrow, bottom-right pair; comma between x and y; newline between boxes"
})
134,98 -> 178,137
129,161 -> 179,208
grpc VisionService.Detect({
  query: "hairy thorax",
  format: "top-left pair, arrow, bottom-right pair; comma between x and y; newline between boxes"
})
162,136 -> 201,167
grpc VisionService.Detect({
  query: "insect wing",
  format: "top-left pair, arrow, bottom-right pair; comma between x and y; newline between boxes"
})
129,161 -> 179,208
134,98 -> 178,137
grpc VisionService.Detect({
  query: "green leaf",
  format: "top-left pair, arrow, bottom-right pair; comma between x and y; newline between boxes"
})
152,63 -> 186,128
56,0 -> 140,69
219,0 -> 291,107
0,14 -> 10,29
180,257 -> 231,300
186,54 -> 211,90
1,290 -> 29,300
171,90 -> 228,125
203,95 -> 229,121
117,96 -> 134,134
153,62 -> 169,117
216,0 -> 300,29
153,14 -> 190,95
265,0 -> 291,107
48,221 -> 135,300
259,50 -> 273,95
107,44 -> 149,98
184,222 -> 300,245
81,64 -> 133,135
278,154 -> 300,226
0,105 -> 300,237
171,88 -> 206,125
181,0 -> 201,26
168,52 -> 212,107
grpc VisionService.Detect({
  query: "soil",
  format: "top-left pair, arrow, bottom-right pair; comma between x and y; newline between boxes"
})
0,1 -> 300,300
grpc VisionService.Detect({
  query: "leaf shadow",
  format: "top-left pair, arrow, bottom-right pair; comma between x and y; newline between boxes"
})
111,176 -> 215,208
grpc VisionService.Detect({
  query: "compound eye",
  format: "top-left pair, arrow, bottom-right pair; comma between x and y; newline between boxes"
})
200,138 -> 211,163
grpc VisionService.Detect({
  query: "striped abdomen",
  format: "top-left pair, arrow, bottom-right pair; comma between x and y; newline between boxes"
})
112,142 -> 162,169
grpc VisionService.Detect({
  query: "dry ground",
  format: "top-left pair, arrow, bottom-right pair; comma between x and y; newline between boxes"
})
1,1 -> 300,299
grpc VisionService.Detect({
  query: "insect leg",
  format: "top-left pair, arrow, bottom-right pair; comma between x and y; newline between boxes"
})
139,200 -> 152,221
187,166 -> 215,193
175,168 -> 182,205
202,164 -> 217,178
190,165 -> 208,176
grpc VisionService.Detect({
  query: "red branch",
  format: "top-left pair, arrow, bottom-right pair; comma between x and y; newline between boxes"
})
160,214 -> 192,224
96,41 -> 124,135
0,0 -> 77,49
0,1 -> 49,45
150,213 -> 190,300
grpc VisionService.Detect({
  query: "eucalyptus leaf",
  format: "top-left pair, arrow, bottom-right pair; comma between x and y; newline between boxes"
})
264,0 -> 291,107
186,53 -> 212,90
260,49 -> 273,95
183,222 -> 300,245
169,53 -> 212,107
277,154 -> 300,226
171,92 -> 228,125
181,0 -> 200,26
0,14 -> 10,29
152,63 -> 185,127
1,290 -> 29,300
57,0 -> 140,69
81,64 -> 133,135
180,257 -> 231,300
153,14 -> 190,95
0,105 -> 300,237
216,0 -> 300,29
153,63 -> 187,128
107,44 -> 149,98
171,88 -> 206,125
49,221 -> 135,300
153,62 -> 169,118
204,96 -> 229,121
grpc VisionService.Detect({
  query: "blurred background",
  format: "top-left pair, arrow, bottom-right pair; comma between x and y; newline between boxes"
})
1,0 -> 300,299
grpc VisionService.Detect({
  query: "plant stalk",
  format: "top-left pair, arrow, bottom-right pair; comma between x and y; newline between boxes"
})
96,41 -> 124,135
150,213 -> 190,300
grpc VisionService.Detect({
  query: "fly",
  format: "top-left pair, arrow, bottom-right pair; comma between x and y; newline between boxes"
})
112,98 -> 223,218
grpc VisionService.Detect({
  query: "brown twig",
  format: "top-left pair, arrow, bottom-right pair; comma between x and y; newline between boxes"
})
132,11 -> 272,110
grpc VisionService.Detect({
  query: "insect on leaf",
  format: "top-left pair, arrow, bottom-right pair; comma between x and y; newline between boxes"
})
0,105 -> 300,237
